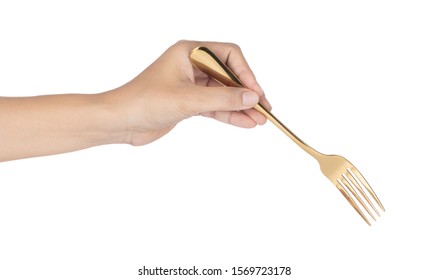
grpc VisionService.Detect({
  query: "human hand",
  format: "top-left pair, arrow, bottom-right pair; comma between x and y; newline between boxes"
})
105,40 -> 272,146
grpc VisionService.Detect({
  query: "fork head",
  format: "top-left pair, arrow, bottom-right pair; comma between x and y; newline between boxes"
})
317,154 -> 385,225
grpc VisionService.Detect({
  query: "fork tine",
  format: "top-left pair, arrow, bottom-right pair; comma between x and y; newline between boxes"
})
350,167 -> 385,212
341,174 -> 376,221
346,169 -> 380,217
336,179 -> 371,226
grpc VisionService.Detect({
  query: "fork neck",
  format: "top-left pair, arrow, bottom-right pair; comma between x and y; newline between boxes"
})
255,103 -> 323,160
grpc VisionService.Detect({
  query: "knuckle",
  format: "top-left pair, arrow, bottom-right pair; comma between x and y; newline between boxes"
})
173,40 -> 188,50
173,39 -> 201,53
221,90 -> 240,108
175,39 -> 192,46
227,42 -> 240,50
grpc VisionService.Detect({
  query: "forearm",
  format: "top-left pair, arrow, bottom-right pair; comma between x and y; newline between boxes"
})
0,93 -> 124,162
0,41 -> 269,162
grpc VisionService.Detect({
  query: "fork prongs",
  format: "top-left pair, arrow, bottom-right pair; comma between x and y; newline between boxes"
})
336,179 -> 371,226
335,166 -> 385,226
341,173 -> 377,221
345,169 -> 380,217
349,167 -> 385,212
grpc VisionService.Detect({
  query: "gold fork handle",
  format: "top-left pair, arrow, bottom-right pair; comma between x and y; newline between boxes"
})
189,46 -> 321,159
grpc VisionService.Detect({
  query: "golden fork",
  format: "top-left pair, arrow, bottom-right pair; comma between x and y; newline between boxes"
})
189,46 -> 385,225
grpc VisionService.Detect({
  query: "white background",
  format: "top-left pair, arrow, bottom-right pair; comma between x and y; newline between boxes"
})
1,1 -> 428,279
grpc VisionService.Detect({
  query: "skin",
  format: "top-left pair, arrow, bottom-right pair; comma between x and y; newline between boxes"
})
0,40 -> 271,162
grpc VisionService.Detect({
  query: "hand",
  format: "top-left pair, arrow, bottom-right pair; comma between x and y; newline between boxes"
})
105,40 -> 272,146
0,40 -> 271,162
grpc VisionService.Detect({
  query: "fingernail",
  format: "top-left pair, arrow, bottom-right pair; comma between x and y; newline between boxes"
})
242,91 -> 259,106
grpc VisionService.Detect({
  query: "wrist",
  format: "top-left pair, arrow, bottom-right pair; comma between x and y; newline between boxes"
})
92,91 -> 129,145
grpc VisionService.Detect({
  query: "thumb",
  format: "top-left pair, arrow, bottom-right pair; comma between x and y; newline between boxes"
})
186,86 -> 260,114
